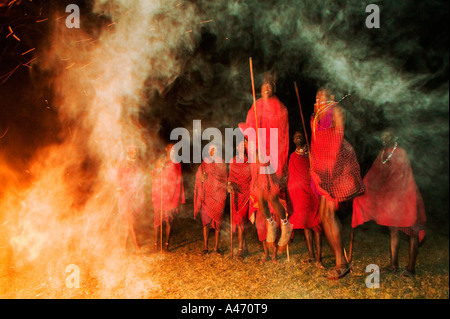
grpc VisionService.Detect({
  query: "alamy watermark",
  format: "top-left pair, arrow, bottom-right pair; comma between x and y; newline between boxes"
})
170,120 -> 278,174
365,4 -> 380,29
365,264 -> 380,289
65,264 -> 80,288
65,4 -> 80,29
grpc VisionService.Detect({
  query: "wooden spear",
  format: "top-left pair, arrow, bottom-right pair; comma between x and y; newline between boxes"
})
294,82 -> 311,165
230,192 -> 234,259
160,166 -> 163,255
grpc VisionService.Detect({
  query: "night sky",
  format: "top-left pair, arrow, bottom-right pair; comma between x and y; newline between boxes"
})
1,1 -> 448,227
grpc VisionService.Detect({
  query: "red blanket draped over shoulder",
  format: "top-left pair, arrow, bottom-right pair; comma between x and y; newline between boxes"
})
240,96 -> 289,197
287,152 -> 320,230
352,145 -> 426,241
151,160 -> 185,222
194,159 -> 228,224
228,156 -> 251,229
310,104 -> 364,205
117,158 -> 145,219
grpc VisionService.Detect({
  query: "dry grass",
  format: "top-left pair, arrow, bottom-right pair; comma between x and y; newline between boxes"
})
0,210 -> 448,299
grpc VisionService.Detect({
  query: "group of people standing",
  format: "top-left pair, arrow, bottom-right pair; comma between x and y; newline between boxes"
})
115,74 -> 426,281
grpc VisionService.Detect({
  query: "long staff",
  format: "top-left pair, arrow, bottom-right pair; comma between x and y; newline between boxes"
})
160,166 -> 163,255
230,192 -> 234,259
249,57 -> 261,163
294,82 -> 311,166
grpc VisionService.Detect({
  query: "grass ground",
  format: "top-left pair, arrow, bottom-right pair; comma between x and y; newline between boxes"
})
1,206 -> 448,299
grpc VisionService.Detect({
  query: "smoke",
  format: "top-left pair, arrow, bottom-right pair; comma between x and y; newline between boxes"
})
0,0 -> 204,297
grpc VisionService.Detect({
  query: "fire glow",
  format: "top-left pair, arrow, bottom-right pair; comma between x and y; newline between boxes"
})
0,0 -> 199,298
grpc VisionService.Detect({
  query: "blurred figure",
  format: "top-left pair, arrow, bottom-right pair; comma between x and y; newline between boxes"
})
152,143 -> 185,252
310,88 -> 365,280
116,144 -> 145,254
194,144 -> 228,256
227,140 -> 251,260
352,129 -> 426,277
287,131 -> 323,268
239,72 -> 292,255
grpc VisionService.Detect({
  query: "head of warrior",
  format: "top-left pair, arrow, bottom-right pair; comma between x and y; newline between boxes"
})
261,72 -> 276,99
381,128 -> 398,148
314,87 -> 334,113
293,131 -> 306,148
126,144 -> 138,161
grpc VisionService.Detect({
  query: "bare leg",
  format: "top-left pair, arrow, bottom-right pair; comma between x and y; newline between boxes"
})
319,196 -> 346,268
165,221 -> 172,251
214,228 -> 220,252
389,227 -> 400,269
237,225 -> 246,259
203,225 -> 210,251
314,230 -> 324,268
304,229 -> 315,261
259,240 -> 269,263
268,195 -> 287,220
406,235 -> 419,274
153,226 -> 159,252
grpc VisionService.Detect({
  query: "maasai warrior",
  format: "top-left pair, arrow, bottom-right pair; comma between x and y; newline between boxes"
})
194,144 -> 228,256
239,72 -> 292,253
116,144 -> 145,254
287,131 -> 323,268
227,140 -> 252,260
152,143 -> 185,252
352,129 -> 426,277
310,88 -> 365,280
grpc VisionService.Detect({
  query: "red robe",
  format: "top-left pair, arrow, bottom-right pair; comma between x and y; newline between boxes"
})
287,152 -> 320,231
117,158 -> 145,221
310,104 -> 364,206
152,160 -> 185,227
352,145 -> 426,241
194,157 -> 228,225
228,155 -> 252,231
239,96 -> 289,198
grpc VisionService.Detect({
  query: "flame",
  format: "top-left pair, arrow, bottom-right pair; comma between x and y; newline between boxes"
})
1,0 -> 199,298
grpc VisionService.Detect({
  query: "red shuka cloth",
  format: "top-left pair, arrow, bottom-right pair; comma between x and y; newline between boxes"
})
228,156 -> 251,230
240,96 -> 289,198
287,152 -> 320,230
117,158 -> 145,220
352,145 -> 426,241
310,104 -> 365,205
194,158 -> 228,225
152,160 -> 185,227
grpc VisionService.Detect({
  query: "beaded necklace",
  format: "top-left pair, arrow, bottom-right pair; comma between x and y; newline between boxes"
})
380,142 -> 398,165
295,146 -> 308,156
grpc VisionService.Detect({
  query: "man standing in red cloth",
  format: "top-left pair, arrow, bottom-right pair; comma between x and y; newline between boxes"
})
310,88 -> 365,280
152,143 -> 185,252
239,73 -> 292,252
352,129 -> 426,277
194,144 -> 228,256
227,140 -> 251,260
287,131 -> 323,268
116,144 -> 145,254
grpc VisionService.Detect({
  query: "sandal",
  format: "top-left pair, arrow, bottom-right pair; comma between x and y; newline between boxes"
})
381,265 -> 399,274
214,248 -> 222,256
302,257 -> 315,264
235,249 -> 244,261
197,249 -> 208,256
316,261 -> 325,270
258,256 -> 270,264
401,269 -> 416,278
327,263 -> 351,280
